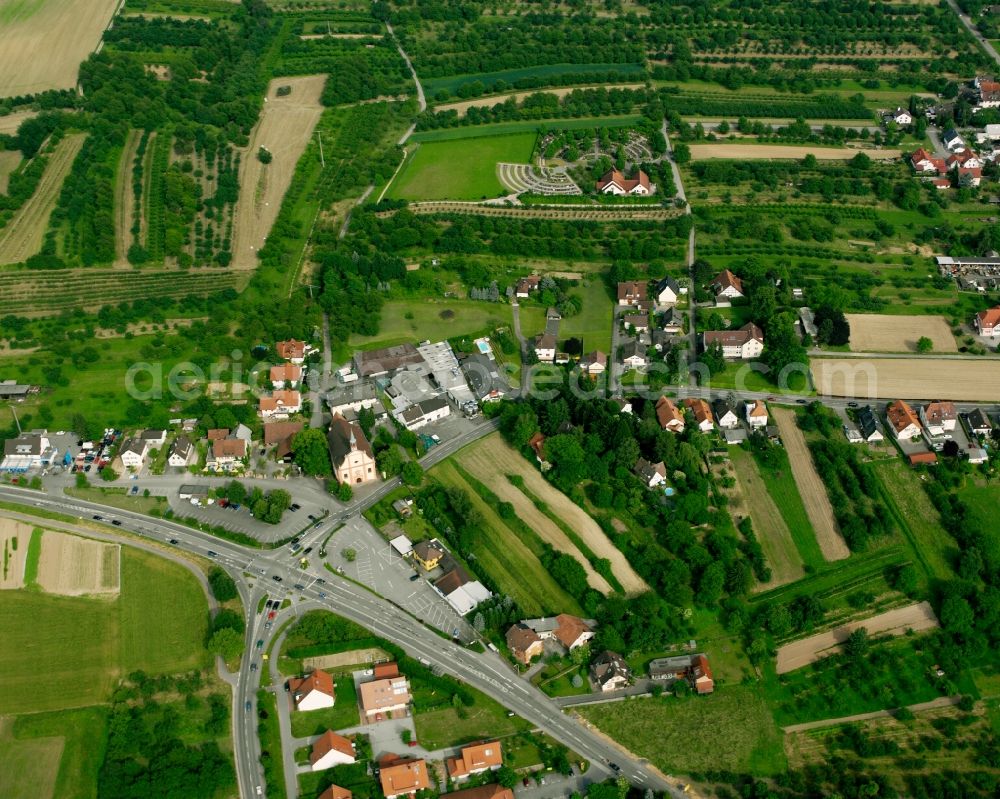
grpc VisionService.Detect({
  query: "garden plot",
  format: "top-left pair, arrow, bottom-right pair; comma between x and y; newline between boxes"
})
232,75 -> 326,269
497,163 -> 581,195
846,314 -> 957,353
776,601 -> 938,674
812,358 -> 1000,401
0,518 -> 31,590
36,531 -> 120,596
687,144 -> 901,161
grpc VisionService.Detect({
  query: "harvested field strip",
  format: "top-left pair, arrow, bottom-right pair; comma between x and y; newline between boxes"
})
114,130 -> 143,262
811,358 -> 1000,401
0,267 -> 243,315
771,408 -> 850,562
23,528 -> 41,587
846,313 -> 957,353
775,601 -> 939,674
0,518 -> 30,590
434,84 -> 646,116
395,202 -> 683,221
687,144 -> 901,161
729,447 -> 805,589
0,151 -> 21,194
0,110 -> 38,136
37,531 -> 120,596
458,433 -> 648,593
0,133 -> 85,265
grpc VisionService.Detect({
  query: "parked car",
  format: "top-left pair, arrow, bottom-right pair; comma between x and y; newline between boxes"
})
112,520 -> 122,527
293,583 -> 304,590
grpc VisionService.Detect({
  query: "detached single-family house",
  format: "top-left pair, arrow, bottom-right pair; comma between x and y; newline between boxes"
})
958,166 -> 983,187
910,148 -> 937,173
969,447 -> 990,464
976,306 -> 1000,336
857,406 -> 884,443
506,623 -> 544,665
920,401 -> 957,437
635,457 -> 667,488
947,149 -> 982,170
887,400 -> 922,440
656,396 -> 685,433
745,400 -> 768,428
596,169 -> 652,195
434,566 -> 492,615
328,413 -> 377,485
661,308 -> 684,335
590,650 -> 632,692
379,755 -> 430,799
259,390 -> 302,419
167,435 -> 193,467
318,785 -> 353,799
621,340 -> 648,370
276,339 -> 309,364
413,540 -> 445,571
290,669 -> 336,711
703,323 -> 764,360
886,107 -> 912,126
311,731 -> 356,771
648,653 -> 715,694
617,281 -> 647,306
966,407 -> 993,436
578,350 -> 607,376
140,429 -> 167,448
515,275 -> 540,298
711,269 -> 745,301
943,128 -> 965,151
712,399 -> 740,430
981,80 -> 1000,108
399,397 -> 451,431
533,333 -> 556,363
360,663 -> 411,720
447,742 -> 503,782
118,437 -> 148,469
623,314 -> 649,332
207,437 -> 247,471
654,276 -> 680,306
684,398 -> 715,433
270,363 -> 303,388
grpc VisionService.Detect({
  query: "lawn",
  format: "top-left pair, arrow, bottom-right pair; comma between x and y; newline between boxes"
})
580,686 -> 786,776
389,133 -> 535,200
289,677 -> 360,737
956,482 -> 1000,557
702,364 -> 811,395
65,485 -> 169,516
556,280 -> 614,355
348,297 -> 516,351
413,692 -> 530,749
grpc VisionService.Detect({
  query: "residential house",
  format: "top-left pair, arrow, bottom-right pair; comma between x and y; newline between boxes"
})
610,397 -> 633,414
270,363 -> 303,388
413,540 -> 445,571
712,399 -> 739,430
590,650 -> 632,692
140,429 -> 167,448
703,323 -> 764,360
318,786 -> 353,799
942,128 -> 965,151
167,435 -> 193,468
969,447 -> 990,464
506,623 -> 544,665
360,664 -> 411,720
886,107 -> 912,126
651,329 -> 675,351
263,421 -> 303,462
910,148 -> 937,173
745,400 -> 768,428
966,407 -> 993,436
327,382 -> 381,417
596,169 -> 652,195
399,396 -> 451,431
684,398 -> 714,433
441,785 -> 514,799
947,149 -> 983,170
654,276 -> 680,306
290,668 -> 336,711
982,80 -> 1000,108
617,281 -> 647,306
0,431 -> 54,472
533,333 -> 556,363
207,428 -> 229,441
958,166 -> 983,187
311,731 -> 356,771
207,438 -> 247,471
635,457 -> 667,488
920,401 -> 958,437
520,614 -> 595,653
887,400 -> 922,440
976,306 -> 1000,336
909,451 -> 938,466
660,307 -> 684,334
328,413 -> 378,485
623,314 -> 649,332
515,275 -> 540,298
259,390 -> 302,420
648,653 -> 715,694
711,269 -> 745,301
434,565 -> 492,615
620,340 -> 648,370
276,339 -> 309,364
447,742 -> 503,782
857,406 -> 884,443
379,756 -> 430,799
578,351 -> 607,376
931,177 -> 952,190
118,437 -> 148,469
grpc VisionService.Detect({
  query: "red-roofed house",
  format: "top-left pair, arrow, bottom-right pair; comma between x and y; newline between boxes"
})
617,281 -> 647,306
976,306 -> 1000,336
887,400 -> 922,440
259,390 -> 302,419
684,398 -> 714,433
319,786 -> 353,799
289,669 -> 336,711
711,269 -> 744,301
910,148 -> 936,173
447,741 -> 503,781
270,363 -> 303,388
579,350 -> 607,376
506,623 -> 543,665
920,401 -> 957,436
909,451 -> 938,466
691,654 -> 715,695
276,339 -> 309,363
311,731 -> 356,771
703,323 -> 764,360
745,399 -> 768,428
958,166 -> 983,187
947,149 -> 982,169
379,756 -> 430,799
655,396 -> 685,433
596,169 -> 653,196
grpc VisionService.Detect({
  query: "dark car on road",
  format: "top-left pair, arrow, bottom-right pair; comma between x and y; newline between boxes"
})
169,539 -> 179,545
112,520 -> 122,526
294,583 -> 304,590
256,639 -> 263,649
271,575 -> 282,582
245,701 -> 252,712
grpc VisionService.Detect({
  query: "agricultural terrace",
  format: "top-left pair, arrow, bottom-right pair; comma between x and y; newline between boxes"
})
389,133 -> 536,201
0,0 -> 120,96
812,358 -> 1000,401
846,313 -> 957,353
232,75 -> 326,269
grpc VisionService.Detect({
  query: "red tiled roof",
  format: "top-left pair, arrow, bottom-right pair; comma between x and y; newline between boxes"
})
597,169 -> 650,193
684,398 -> 713,425
310,731 -> 355,765
978,307 -> 1000,328
276,339 -> 306,359
887,400 -> 920,434
289,669 -> 335,704
270,363 -> 302,383
553,614 -> 592,649
655,396 -> 684,429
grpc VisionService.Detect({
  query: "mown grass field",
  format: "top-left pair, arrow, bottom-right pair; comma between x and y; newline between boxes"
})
289,676 -> 359,737
413,691 -> 530,749
390,133 -> 535,200
431,460 -> 583,616
579,687 -> 786,775
556,280 -> 614,355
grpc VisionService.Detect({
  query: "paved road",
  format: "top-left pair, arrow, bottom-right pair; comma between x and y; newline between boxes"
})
926,128 -> 949,160
663,122 -> 698,364
946,0 -> 1000,67
0,485 -> 689,799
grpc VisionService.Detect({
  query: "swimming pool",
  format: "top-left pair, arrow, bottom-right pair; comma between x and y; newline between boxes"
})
476,340 -> 491,354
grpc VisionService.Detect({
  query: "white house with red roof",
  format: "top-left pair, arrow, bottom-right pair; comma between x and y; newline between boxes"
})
703,323 -> 764,360
947,149 -> 982,170
745,399 -> 768,428
311,731 -> 356,771
595,169 -> 653,196
976,306 -> 1000,336
958,166 -> 983,187
910,148 -> 936,173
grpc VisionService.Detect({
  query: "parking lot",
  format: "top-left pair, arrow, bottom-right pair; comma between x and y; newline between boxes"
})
324,516 -> 474,641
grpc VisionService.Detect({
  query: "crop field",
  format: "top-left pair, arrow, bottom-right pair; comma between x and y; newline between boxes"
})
812,358 -> 1000,401
0,150 -> 22,194
775,601 -> 939,674
433,460 -> 591,611
0,517 -> 30,589
579,686 -> 786,776
389,133 -> 536,201
232,75 -> 326,269
728,447 -> 805,588
687,144 -> 901,161
457,433 -> 648,593
0,110 -> 38,135
0,133 -> 85,265
0,717 -> 63,799
0,0 -> 120,97
36,531 -> 120,596
771,408 -> 850,562
846,313 -> 957,353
